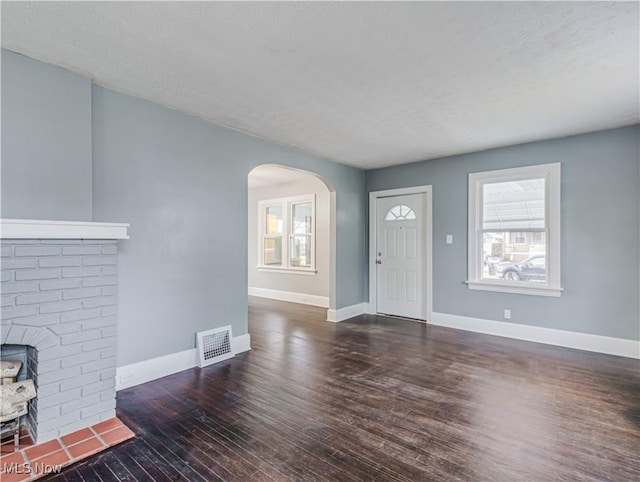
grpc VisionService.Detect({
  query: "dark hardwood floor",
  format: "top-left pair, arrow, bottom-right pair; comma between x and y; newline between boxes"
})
46,297 -> 639,481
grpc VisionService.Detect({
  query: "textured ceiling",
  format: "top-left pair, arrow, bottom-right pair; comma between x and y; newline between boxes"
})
248,165 -> 314,189
1,2 -> 638,169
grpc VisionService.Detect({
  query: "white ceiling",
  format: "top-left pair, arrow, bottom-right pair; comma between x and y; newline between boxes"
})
248,165 -> 315,189
2,2 -> 638,169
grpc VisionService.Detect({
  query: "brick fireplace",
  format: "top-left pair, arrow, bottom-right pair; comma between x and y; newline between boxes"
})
1,219 -> 128,444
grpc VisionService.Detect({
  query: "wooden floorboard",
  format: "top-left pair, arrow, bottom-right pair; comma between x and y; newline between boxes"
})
45,297 -> 639,481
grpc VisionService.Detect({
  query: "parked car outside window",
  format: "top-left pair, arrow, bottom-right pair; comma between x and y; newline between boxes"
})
496,255 -> 546,282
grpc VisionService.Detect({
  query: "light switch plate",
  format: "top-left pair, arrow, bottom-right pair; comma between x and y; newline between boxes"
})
446,235 -> 453,244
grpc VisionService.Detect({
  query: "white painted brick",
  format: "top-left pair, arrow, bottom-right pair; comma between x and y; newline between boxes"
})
0,325 -> 10,344
37,359 -> 61,374
60,350 -> 100,368
60,371 -> 100,392
39,257 -> 81,268
37,429 -> 60,444
3,325 -> 27,344
61,329 -> 101,346
37,382 -> 61,398
83,336 -> 116,352
37,366 -> 81,385
82,256 -> 117,266
2,281 -> 38,294
38,388 -> 82,409
101,266 -> 117,275
62,266 -> 101,278
49,322 -> 81,335
57,416 -> 103,438
39,300 -> 83,314
97,410 -> 115,424
82,296 -> 116,309
101,326 -> 117,338
62,246 -> 100,256
82,378 -> 115,397
60,393 -> 100,415
15,246 -> 60,256
36,405 -> 61,422
1,258 -> 37,269
38,411 -> 80,432
81,275 -> 116,287
38,344 -> 82,362
100,346 -> 117,359
101,306 -> 117,317
40,278 -> 81,291
16,268 -> 61,281
101,367 -> 116,381
16,291 -> 60,305
81,398 -> 116,419
61,307 -> 100,322
1,294 -> 16,307
1,304 -> 37,319
101,245 -> 117,255
101,286 -> 117,296
10,313 -> 61,328
29,330 -> 60,349
1,281 -> 38,294
63,287 -> 101,300
41,240 -> 81,245
82,316 -> 116,330
21,327 -> 49,346
3,240 -> 122,442
81,356 -> 116,374
2,240 -> 38,245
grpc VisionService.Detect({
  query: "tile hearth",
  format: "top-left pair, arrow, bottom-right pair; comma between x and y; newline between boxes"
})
0,417 -> 134,481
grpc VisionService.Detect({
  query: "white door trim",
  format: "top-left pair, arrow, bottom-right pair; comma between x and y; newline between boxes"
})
369,186 -> 433,322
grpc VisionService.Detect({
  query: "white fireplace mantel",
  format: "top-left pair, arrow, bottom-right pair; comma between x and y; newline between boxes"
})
0,219 -> 129,239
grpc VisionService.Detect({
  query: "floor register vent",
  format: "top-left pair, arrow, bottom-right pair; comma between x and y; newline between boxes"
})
197,325 -> 234,368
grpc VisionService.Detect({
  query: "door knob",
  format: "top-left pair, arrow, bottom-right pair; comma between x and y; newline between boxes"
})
375,259 -> 382,265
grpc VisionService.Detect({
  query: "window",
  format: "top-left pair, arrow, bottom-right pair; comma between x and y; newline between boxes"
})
385,205 -> 416,221
468,163 -> 562,297
513,232 -> 526,245
258,195 -> 315,273
530,231 -> 544,245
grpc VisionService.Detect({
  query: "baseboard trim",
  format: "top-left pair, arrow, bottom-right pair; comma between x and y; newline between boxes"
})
327,302 -> 368,322
232,333 -> 251,354
431,312 -> 639,359
116,333 -> 251,390
248,287 -> 330,308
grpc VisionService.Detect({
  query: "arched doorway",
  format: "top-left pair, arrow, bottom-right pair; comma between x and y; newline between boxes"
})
247,164 -> 336,316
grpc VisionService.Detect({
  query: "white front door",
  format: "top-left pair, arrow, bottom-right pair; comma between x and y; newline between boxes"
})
376,193 -> 425,320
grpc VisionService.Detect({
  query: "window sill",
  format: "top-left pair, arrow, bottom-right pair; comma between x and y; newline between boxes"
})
466,280 -> 563,297
257,266 -> 317,276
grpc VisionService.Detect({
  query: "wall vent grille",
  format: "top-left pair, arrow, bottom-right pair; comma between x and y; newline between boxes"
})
196,326 -> 234,368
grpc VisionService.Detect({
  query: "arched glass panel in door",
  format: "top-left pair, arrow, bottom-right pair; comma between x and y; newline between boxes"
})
384,205 -> 416,221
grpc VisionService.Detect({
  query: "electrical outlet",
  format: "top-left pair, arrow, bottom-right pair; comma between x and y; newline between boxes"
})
504,309 -> 511,320
446,235 -> 453,244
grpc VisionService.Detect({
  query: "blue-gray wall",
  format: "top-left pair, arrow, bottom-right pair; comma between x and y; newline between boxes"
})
1,50 -> 367,366
367,126 -> 640,341
1,50 -> 93,220
3,48 -> 637,369
92,86 -> 366,365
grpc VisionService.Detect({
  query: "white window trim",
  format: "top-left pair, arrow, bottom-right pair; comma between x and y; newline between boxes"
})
467,162 -> 562,297
257,194 -> 316,274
